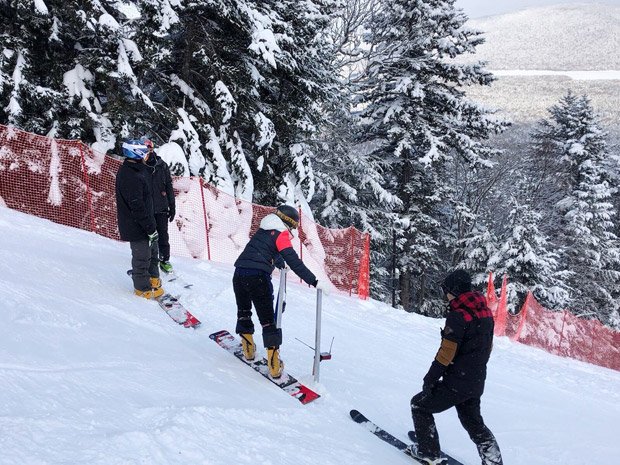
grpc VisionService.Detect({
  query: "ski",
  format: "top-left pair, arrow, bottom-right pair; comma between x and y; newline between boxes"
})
126,270 -> 200,328
161,270 -> 193,289
157,293 -> 201,328
349,410 -> 464,465
209,330 -> 320,405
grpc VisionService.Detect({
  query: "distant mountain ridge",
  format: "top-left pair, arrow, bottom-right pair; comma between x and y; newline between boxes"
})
465,3 -> 620,71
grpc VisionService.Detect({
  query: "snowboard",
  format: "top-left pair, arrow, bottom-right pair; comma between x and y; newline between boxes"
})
209,330 -> 320,405
349,409 -> 463,465
157,293 -> 201,328
126,270 -> 200,328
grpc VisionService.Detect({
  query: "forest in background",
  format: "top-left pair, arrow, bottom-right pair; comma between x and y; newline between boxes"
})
1,0 -> 618,326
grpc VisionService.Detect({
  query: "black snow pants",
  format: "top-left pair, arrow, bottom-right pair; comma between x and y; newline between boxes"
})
154,212 -> 171,262
130,239 -> 160,291
232,268 -> 281,348
411,384 -> 503,465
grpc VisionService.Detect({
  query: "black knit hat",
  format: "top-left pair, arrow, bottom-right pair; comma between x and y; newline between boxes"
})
441,269 -> 472,297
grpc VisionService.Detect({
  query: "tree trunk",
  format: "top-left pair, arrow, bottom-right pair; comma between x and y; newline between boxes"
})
399,270 -> 412,312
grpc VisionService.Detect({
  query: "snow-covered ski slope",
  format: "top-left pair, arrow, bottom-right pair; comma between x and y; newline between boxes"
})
1,206 -> 618,465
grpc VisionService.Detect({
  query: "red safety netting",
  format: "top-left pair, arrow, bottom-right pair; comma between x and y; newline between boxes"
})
487,274 -> 620,371
0,124 -> 370,298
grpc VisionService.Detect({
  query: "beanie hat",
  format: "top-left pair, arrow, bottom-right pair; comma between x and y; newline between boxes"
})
441,269 -> 472,297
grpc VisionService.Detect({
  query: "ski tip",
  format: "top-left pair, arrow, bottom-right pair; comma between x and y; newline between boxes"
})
209,329 -> 231,340
349,409 -> 366,423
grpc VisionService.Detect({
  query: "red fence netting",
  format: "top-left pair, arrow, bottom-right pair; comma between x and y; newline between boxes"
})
0,124 -> 370,298
487,274 -> 620,371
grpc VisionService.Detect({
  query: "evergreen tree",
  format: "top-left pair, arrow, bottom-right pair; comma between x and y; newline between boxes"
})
533,92 -> 620,324
0,1 -> 154,150
488,200 -> 570,312
358,0 -> 506,310
458,223 -> 498,287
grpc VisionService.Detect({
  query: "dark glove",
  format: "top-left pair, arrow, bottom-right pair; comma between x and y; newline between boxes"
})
168,207 -> 175,222
148,230 -> 159,246
423,360 -> 445,393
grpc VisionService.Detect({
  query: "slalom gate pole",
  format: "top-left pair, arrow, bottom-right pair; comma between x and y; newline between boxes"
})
275,267 -> 287,329
313,288 -> 323,383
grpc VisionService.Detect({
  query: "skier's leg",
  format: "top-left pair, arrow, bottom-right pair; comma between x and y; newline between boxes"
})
148,234 -> 160,280
248,274 -> 282,377
250,274 -> 276,335
233,274 -> 255,334
130,240 -> 151,291
232,274 -> 256,360
410,384 -> 460,460
155,212 -> 171,263
455,397 -> 503,465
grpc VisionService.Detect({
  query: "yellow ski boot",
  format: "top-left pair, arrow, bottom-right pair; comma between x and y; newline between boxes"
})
134,287 -> 164,299
240,333 -> 256,361
267,347 -> 284,378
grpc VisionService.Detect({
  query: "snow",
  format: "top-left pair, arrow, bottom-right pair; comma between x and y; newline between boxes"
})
1,206 -> 619,465
99,13 -> 120,31
46,138 -> 62,206
114,1 -> 141,20
6,50 -> 26,120
490,69 -> 620,81
33,0 -> 49,15
157,141 -> 190,176
63,64 -> 95,112
169,75 -> 211,117
214,81 -> 236,123
242,5 -> 282,69
253,112 -> 276,149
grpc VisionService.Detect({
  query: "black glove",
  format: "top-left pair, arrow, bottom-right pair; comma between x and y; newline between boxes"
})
148,230 -> 159,246
423,360 -> 445,393
168,207 -> 175,222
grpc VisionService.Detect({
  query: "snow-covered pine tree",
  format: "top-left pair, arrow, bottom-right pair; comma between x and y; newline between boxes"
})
458,223 -> 498,287
247,0 -> 341,207
0,1 -> 155,152
307,0 -> 401,300
0,0 -> 74,135
358,0 -> 506,311
533,92 -> 620,325
488,200 -> 570,312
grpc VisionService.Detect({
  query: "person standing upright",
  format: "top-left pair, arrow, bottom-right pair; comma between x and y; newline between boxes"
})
408,270 -> 502,465
233,205 -> 329,379
143,138 -> 176,273
115,139 -> 164,299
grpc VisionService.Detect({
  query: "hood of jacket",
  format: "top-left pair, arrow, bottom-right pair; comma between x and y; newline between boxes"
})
260,213 -> 288,232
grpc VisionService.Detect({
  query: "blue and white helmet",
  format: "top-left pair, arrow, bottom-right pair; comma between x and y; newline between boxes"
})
122,139 -> 149,160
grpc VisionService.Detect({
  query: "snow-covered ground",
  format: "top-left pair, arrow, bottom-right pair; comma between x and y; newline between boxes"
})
1,206 -> 619,465
490,70 -> 620,80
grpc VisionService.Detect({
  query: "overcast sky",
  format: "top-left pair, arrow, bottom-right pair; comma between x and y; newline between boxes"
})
455,0 -> 620,18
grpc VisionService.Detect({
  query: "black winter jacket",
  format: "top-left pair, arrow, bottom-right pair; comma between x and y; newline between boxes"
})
115,159 -> 156,242
424,291 -> 495,397
235,213 -> 317,286
146,153 -> 175,214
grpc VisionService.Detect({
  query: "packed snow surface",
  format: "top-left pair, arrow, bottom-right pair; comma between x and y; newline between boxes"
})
0,206 -> 618,465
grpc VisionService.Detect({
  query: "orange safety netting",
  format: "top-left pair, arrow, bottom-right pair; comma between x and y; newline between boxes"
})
0,124 -> 370,298
487,274 -> 620,371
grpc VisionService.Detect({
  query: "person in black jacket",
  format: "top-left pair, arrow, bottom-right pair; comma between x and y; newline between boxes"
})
115,140 -> 164,299
408,270 -> 503,465
233,204 -> 329,378
144,139 -> 176,273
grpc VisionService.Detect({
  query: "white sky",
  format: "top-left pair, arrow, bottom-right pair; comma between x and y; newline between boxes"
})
455,0 -> 620,18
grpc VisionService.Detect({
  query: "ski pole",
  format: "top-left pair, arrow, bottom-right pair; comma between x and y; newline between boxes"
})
313,287 -> 323,382
275,267 -> 287,329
